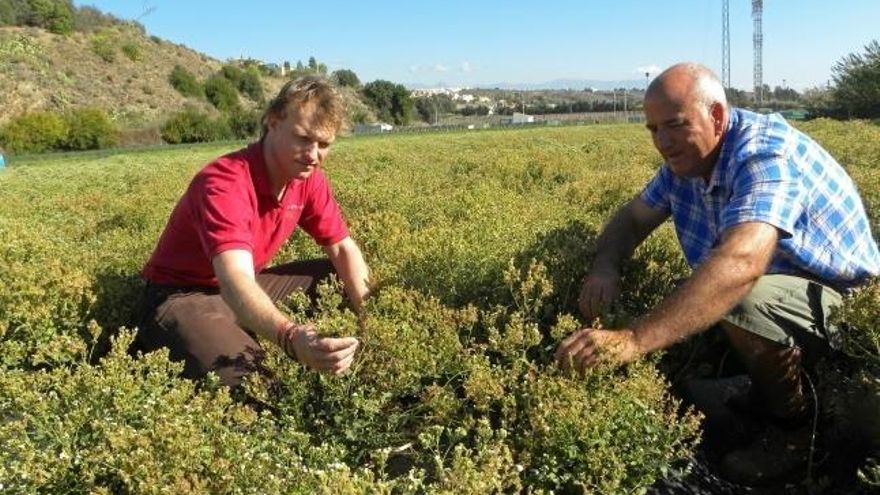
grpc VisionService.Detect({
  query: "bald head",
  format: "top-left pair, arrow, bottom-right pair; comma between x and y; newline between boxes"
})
643,63 -> 729,179
646,63 -> 728,112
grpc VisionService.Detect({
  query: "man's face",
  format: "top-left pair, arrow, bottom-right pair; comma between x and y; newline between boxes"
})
264,103 -> 335,186
644,95 -> 722,180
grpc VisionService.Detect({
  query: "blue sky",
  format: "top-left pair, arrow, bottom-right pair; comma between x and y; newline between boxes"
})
75,1 -> 879,91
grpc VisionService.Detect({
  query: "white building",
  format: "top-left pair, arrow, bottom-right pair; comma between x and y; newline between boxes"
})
353,122 -> 394,134
509,112 -> 534,124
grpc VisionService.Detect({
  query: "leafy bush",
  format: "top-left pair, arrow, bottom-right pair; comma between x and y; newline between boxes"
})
25,0 -> 74,34
168,65 -> 203,98
62,107 -> 119,150
332,69 -> 361,88
363,79 -> 414,125
160,108 -> 232,144
0,111 -> 67,153
219,64 -> 263,102
227,106 -> 260,139
120,41 -> 142,62
238,68 -> 263,101
220,64 -> 245,87
832,40 -> 880,119
204,74 -> 239,111
90,31 -> 115,62
2,122 -> 876,492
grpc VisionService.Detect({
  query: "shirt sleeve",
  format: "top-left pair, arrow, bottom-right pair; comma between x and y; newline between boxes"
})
299,170 -> 350,246
639,165 -> 673,214
190,168 -> 255,258
719,155 -> 805,238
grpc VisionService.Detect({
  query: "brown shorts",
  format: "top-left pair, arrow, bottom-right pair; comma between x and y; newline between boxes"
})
134,259 -> 335,386
722,274 -> 843,362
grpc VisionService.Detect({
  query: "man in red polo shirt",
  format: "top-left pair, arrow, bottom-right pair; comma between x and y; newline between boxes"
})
138,76 -> 370,386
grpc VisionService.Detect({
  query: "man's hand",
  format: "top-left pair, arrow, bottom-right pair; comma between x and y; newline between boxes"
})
554,328 -> 641,373
578,270 -> 621,321
278,323 -> 359,375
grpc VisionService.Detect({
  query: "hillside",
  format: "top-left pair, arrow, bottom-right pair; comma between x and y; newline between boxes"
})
0,24 -> 223,127
0,24 -> 374,135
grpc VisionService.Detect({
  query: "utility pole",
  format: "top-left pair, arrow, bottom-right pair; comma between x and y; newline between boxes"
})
612,90 -> 617,120
722,0 -> 730,89
753,0 -> 764,105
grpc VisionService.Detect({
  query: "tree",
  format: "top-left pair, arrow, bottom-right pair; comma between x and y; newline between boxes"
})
331,69 -> 361,88
204,75 -> 240,111
169,65 -> 203,98
831,39 -> 880,118
62,107 -> 118,150
26,0 -> 74,34
363,80 -> 413,126
414,94 -> 455,123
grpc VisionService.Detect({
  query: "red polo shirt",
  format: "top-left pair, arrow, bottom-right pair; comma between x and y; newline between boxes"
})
142,142 -> 349,287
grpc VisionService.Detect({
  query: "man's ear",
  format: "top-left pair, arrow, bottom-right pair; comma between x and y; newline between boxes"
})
710,103 -> 726,136
266,112 -> 282,132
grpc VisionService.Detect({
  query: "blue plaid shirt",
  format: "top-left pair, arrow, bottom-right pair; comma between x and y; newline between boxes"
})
640,108 -> 880,290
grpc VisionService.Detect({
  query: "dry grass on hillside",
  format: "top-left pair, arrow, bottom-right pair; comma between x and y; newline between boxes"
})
1,25 -> 375,136
0,25 -> 222,127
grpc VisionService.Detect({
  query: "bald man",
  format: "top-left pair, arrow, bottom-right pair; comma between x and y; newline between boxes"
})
555,63 -> 879,483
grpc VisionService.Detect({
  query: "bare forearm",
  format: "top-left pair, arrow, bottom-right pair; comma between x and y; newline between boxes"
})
592,199 -> 664,274
325,238 -> 371,310
219,275 -> 289,342
631,223 -> 778,354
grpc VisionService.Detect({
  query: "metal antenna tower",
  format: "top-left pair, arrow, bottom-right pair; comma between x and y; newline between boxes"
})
722,0 -> 730,89
752,0 -> 763,105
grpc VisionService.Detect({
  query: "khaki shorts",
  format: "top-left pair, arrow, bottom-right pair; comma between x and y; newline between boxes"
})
722,274 -> 843,357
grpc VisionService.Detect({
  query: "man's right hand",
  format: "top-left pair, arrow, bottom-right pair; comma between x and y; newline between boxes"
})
278,323 -> 359,375
578,269 -> 621,321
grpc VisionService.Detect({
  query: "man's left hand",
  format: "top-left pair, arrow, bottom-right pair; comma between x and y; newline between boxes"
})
554,328 -> 642,373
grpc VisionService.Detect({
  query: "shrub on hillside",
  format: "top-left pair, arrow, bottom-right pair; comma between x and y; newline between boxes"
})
62,108 -> 119,151
219,65 -> 264,102
227,107 -> 260,139
168,65 -> 203,98
238,68 -> 264,102
121,41 -> 142,62
204,75 -> 239,111
90,31 -> 115,62
160,108 -> 232,144
0,111 -> 67,153
220,64 -> 245,87
25,0 -> 74,34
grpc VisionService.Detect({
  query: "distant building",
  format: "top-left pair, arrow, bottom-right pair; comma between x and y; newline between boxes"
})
353,122 -> 394,134
507,112 -> 534,124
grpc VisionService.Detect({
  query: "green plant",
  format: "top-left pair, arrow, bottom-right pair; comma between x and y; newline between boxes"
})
121,41 -> 142,62
90,31 -> 115,62
227,106 -> 260,139
2,121 -> 876,492
204,74 -> 239,111
0,111 -> 67,153
160,108 -> 232,144
168,65 -> 203,98
62,107 -> 119,150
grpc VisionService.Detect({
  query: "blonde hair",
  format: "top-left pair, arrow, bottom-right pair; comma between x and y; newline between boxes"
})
260,76 -> 346,138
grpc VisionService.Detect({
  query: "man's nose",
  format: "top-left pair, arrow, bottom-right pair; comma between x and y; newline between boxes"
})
655,130 -> 674,151
303,142 -> 319,162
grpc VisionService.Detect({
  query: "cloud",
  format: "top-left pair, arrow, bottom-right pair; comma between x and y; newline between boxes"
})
434,63 -> 449,72
460,61 -> 472,73
637,65 -> 662,75
409,65 -> 421,73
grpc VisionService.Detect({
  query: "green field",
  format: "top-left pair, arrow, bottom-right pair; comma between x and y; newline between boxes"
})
1,121 -> 879,493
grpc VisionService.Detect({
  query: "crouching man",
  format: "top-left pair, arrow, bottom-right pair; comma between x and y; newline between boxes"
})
555,63 -> 879,484
137,76 -> 370,387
